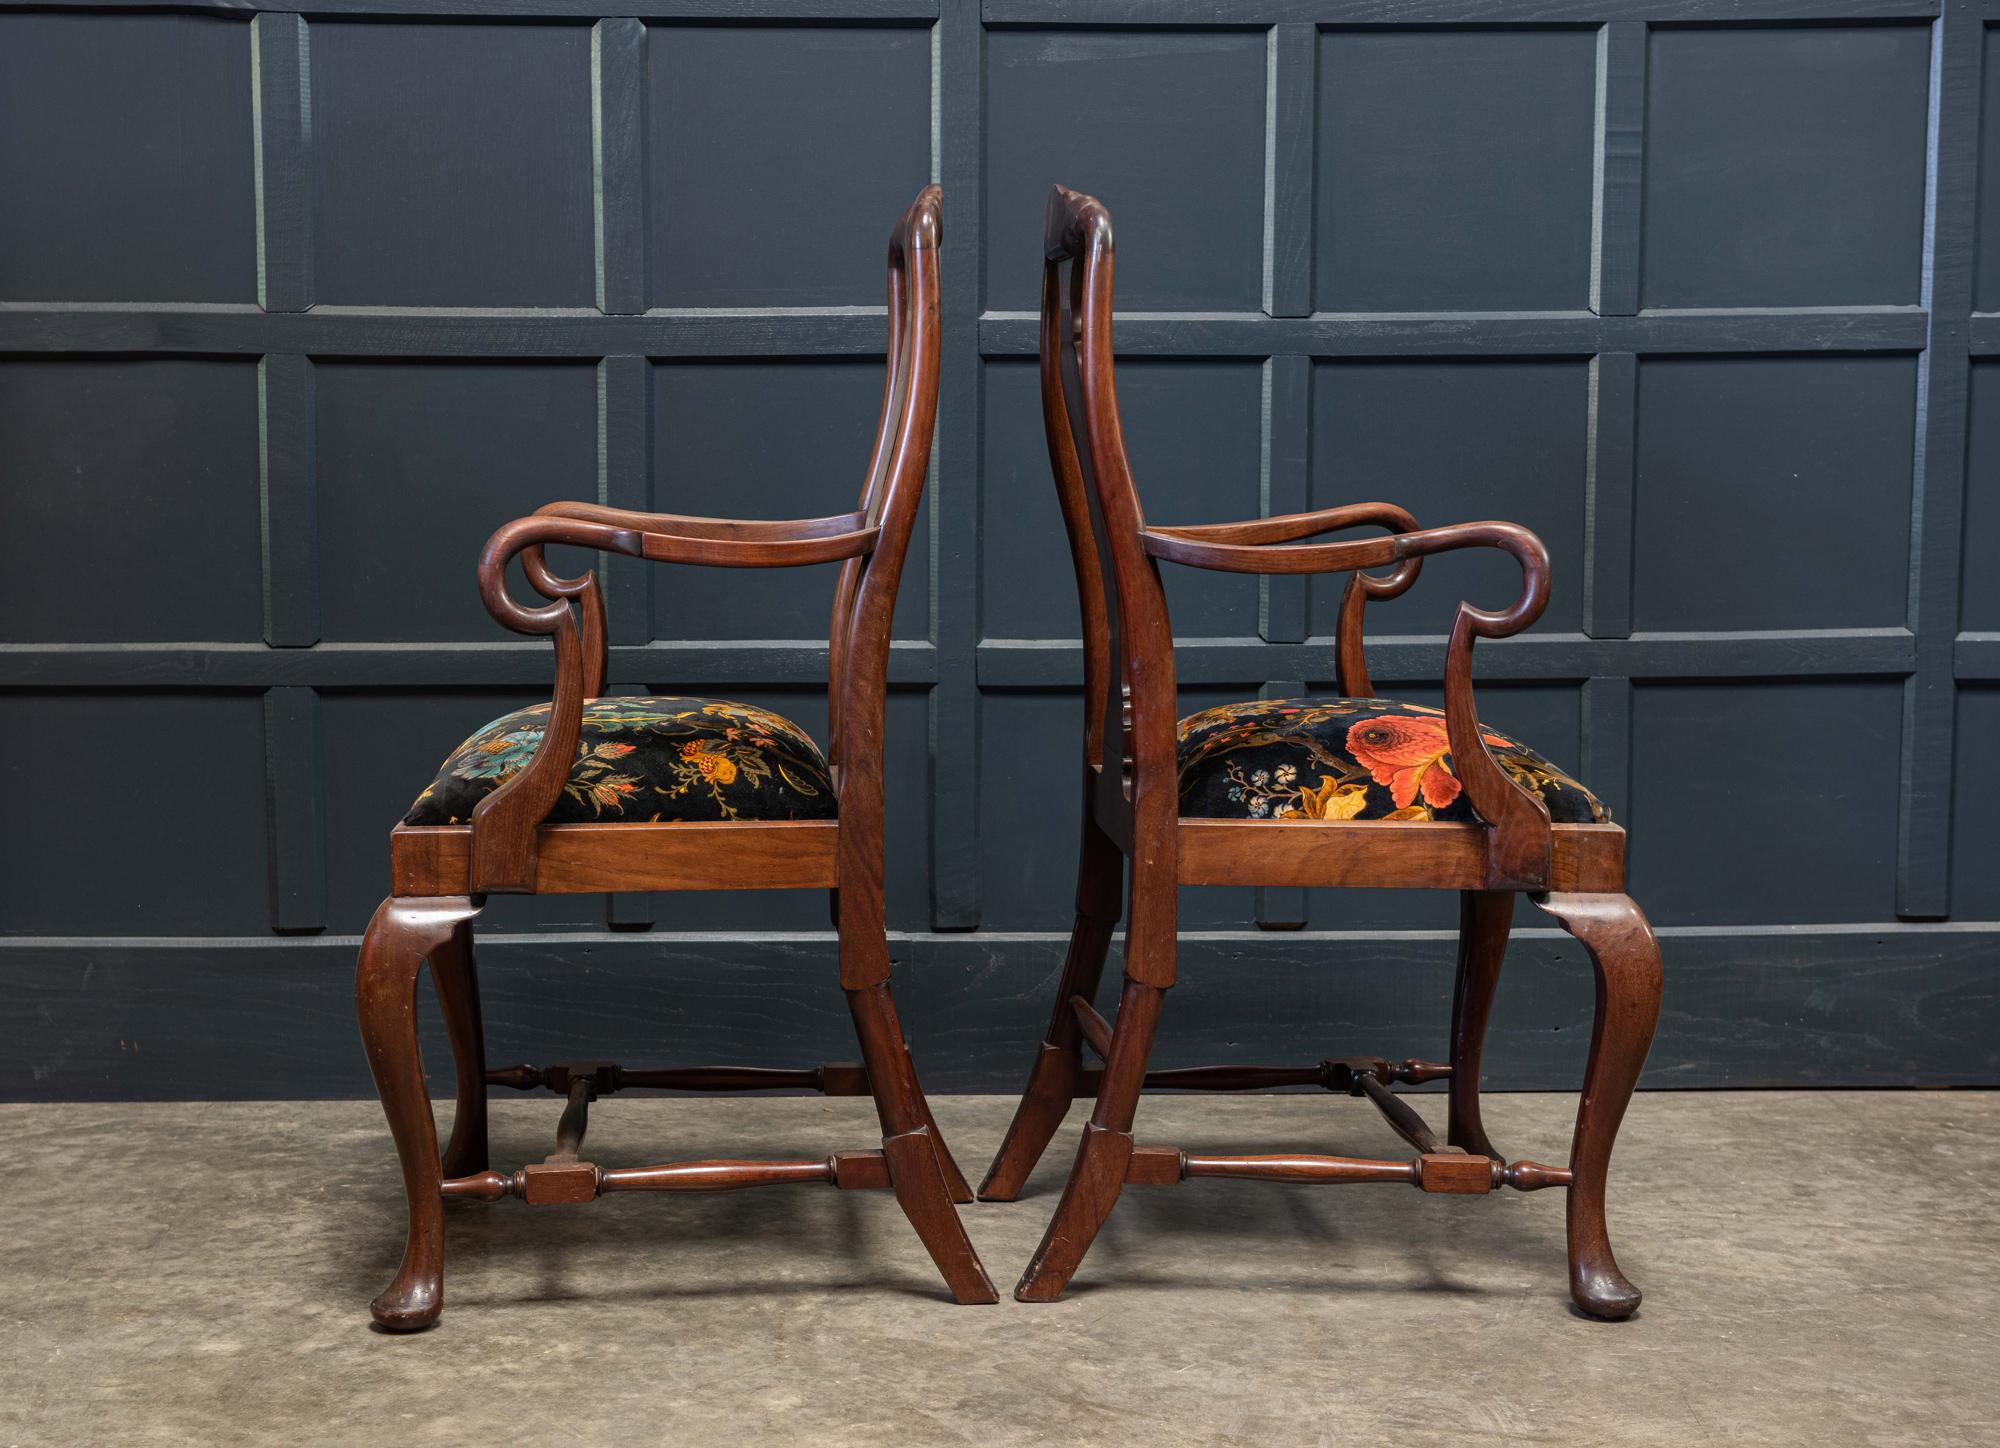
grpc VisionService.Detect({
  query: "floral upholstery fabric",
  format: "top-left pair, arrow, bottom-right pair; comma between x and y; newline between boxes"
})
1177,697 -> 1607,825
404,696 -> 836,827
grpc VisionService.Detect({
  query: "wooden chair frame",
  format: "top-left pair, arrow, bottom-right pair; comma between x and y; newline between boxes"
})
356,187 -> 997,1330
979,187 -> 1663,1319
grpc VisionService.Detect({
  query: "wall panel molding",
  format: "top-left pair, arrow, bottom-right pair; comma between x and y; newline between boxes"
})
0,0 -> 1986,1095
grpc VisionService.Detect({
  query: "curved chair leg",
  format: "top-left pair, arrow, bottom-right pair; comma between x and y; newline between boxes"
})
1534,891 -> 1662,1320
977,911 -> 1116,1201
911,1077 -> 976,1205
431,920 -> 489,1179
1447,889 -> 1512,1158
1015,974 -> 1165,1302
980,812 -> 1122,1202
356,894 -> 482,1331
847,980 -> 997,1304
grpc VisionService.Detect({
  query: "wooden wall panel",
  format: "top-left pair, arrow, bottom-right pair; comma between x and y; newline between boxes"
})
309,20 -> 597,306
646,25 -> 934,307
1641,23 -> 1932,308
1632,356 -> 1918,631
0,13 -> 256,303
0,0 -> 1991,1096
0,360 -> 264,643
1315,29 -> 1599,311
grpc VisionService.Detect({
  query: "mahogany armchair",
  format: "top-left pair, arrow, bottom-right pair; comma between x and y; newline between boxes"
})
980,186 -> 1662,1319
355,187 -> 996,1330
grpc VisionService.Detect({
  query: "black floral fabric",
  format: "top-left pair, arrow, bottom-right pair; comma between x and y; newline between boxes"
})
1177,696 -> 1606,825
404,695 -> 837,827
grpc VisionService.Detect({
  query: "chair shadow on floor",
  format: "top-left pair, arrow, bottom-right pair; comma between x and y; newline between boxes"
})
325,1094 -> 1617,1316
998,1094 -> 1624,1307
323,1105 -> 955,1314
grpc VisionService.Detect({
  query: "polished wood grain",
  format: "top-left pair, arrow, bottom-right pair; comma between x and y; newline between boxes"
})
1536,891 -> 1663,1319
391,820 -> 840,896
1175,820 -> 1624,890
355,189 -> 992,1328
988,185 -> 1663,1320
441,1152 -> 898,1201
355,894 -> 481,1331
429,920 -> 488,1179
1448,889 -> 1512,1159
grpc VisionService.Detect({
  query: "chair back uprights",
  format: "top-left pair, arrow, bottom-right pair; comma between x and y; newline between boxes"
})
1038,186 -> 1181,984
828,186 -> 942,778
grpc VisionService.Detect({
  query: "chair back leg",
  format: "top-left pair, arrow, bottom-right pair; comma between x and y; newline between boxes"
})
846,979 -> 998,1304
430,920 -> 489,1179
1014,974 -> 1167,1301
980,801 -> 1123,1201
1448,889 -> 1513,1158
978,908 -> 1117,1202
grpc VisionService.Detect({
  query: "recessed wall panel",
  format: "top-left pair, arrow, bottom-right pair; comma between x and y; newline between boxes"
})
0,360 -> 261,643
1315,29 -> 1596,311
648,26 -> 931,306
1962,362 -> 2000,632
311,21 -> 594,306
1633,357 -> 1915,632
2,694 -> 268,934
1642,25 -> 1929,307
984,29 -> 1267,312
0,13 -> 254,303
1628,681 -> 1901,925
651,361 -> 927,643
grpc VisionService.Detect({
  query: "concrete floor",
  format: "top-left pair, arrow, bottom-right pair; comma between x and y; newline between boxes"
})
3,1092 -> 1995,1447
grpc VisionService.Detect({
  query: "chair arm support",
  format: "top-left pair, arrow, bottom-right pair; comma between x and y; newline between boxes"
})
1146,518 -> 1556,888
459,511 -> 880,893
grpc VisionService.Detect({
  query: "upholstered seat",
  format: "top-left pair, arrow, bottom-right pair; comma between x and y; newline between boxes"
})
1177,696 -> 1606,825
404,695 -> 837,827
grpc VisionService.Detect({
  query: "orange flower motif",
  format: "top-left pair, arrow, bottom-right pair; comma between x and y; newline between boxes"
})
680,741 -> 738,785
1345,715 -> 1506,810
1281,776 -> 1370,820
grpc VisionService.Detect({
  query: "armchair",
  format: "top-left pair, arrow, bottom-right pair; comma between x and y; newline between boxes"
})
980,187 -> 1662,1320
354,187 -> 996,1330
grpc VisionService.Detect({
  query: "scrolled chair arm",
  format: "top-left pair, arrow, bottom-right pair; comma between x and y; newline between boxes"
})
1143,516 -> 1556,889
460,508 -> 883,895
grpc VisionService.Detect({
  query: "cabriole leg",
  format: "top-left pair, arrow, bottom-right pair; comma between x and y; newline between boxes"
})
1534,891 -> 1662,1320
356,894 -> 482,1331
1448,889 -> 1512,1158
